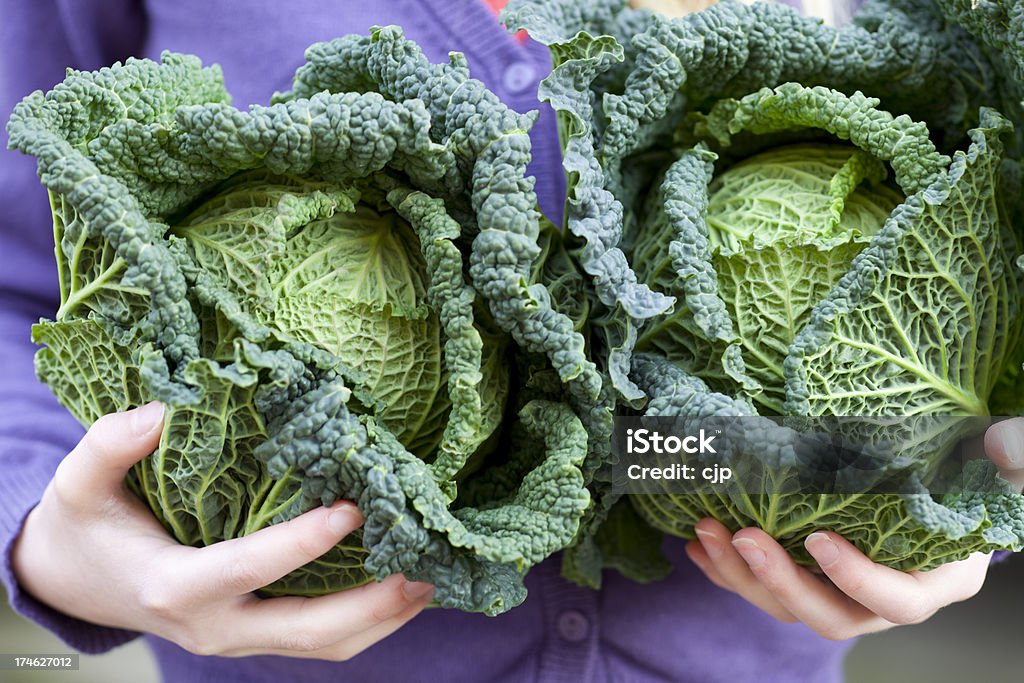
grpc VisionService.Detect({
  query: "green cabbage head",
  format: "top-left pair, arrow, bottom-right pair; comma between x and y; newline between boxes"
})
638,143 -> 904,414
624,92 -> 1024,567
8,28 -> 600,614
173,172 -> 505,464
507,0 -> 1024,576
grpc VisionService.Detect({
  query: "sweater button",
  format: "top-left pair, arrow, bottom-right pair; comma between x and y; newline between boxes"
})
556,609 -> 590,643
502,61 -> 536,94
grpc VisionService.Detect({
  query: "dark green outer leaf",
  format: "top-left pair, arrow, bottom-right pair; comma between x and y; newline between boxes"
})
785,109 -> 1023,418
11,29 -> 601,615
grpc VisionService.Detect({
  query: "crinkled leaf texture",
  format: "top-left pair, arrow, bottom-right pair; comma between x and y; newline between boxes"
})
10,29 -> 597,615
508,0 -> 1024,575
630,355 -> 1024,570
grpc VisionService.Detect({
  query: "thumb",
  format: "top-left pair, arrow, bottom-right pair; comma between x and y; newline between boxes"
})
53,402 -> 166,508
984,417 -> 1024,491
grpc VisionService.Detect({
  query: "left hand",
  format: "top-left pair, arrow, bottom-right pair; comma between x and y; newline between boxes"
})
684,417 -> 1024,640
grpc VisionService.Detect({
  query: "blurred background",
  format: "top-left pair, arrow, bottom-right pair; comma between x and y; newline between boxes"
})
2,554 -> 1022,682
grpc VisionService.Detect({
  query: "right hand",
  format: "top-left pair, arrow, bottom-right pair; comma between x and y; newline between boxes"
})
11,402 -> 435,660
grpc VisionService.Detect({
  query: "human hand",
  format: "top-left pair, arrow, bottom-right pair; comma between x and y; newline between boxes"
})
684,417 -> 1024,640
12,402 -> 434,660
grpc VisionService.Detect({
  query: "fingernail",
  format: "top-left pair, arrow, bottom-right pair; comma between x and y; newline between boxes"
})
327,504 -> 361,535
731,537 -> 766,569
1000,422 -> 1024,467
806,532 -> 840,567
131,402 -> 165,435
695,528 -> 723,559
402,580 -> 434,602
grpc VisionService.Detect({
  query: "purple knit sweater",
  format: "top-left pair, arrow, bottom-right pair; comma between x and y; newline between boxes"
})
0,1 -> 854,681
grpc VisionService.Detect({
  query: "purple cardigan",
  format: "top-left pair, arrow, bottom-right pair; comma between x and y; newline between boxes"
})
0,1 -> 852,681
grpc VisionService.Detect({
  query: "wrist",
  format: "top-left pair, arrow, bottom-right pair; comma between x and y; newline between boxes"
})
10,497 -> 55,605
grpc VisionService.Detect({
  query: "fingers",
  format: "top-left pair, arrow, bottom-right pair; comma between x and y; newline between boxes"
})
804,531 -> 988,621
684,540 -> 731,591
141,502 -> 433,658
985,418 -> 1024,490
34,403 -> 436,661
688,519 -> 797,623
179,502 -> 366,601
191,574 -> 434,659
691,523 -> 892,638
716,528 -> 990,640
690,520 -> 995,640
305,596 -> 429,660
53,402 -> 165,508
728,529 -> 891,639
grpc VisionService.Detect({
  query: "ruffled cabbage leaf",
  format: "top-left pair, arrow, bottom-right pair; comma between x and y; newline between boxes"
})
506,0 -> 1024,576
9,28 -> 600,614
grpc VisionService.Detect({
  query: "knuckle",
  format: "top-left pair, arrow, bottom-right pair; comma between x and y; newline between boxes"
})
368,586 -> 407,624
892,600 -> 934,626
369,598 -> 401,624
710,573 -> 740,593
138,583 -> 184,621
292,532 -> 331,562
835,572 -> 865,598
85,415 -> 118,454
743,565 -> 788,599
176,628 -> 223,657
700,570 -> 735,594
872,593 -> 929,626
49,461 -> 82,508
269,514 -> 335,564
222,556 -> 266,594
756,573 -> 790,599
955,575 -> 985,603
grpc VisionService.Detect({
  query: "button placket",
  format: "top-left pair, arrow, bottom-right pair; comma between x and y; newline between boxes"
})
532,561 -> 600,681
501,61 -> 537,94
556,609 -> 590,644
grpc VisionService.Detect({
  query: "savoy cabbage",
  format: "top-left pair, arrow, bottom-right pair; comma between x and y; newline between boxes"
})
9,0 -> 1024,608
7,28 -> 605,615
504,0 -> 1024,581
